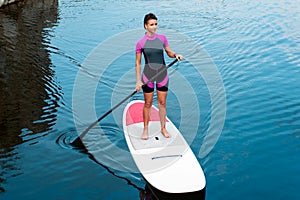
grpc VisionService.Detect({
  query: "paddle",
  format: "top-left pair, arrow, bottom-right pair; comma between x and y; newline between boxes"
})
71,58 -> 179,147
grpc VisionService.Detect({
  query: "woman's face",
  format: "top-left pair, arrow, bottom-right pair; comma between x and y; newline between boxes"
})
145,19 -> 157,35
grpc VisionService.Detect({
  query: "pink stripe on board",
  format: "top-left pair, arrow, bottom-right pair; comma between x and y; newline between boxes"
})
126,102 -> 169,126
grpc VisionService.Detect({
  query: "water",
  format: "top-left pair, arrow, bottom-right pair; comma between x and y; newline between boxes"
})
1,0 -> 300,199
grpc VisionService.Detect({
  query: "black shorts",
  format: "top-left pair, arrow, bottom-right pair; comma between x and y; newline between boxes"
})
142,84 -> 168,93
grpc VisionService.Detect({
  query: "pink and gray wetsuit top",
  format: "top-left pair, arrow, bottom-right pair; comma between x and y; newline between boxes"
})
136,33 -> 169,93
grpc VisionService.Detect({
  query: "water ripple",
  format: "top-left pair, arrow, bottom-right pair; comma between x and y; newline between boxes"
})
56,128 -> 81,150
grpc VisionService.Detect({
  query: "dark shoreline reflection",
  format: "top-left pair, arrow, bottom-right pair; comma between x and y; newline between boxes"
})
0,0 -> 59,193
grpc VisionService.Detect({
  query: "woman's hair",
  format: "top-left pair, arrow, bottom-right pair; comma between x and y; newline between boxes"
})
143,13 -> 157,28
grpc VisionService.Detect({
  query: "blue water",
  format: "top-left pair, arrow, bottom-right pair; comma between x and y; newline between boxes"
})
1,0 -> 300,199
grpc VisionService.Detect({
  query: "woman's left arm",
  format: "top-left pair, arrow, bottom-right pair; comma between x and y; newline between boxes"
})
165,46 -> 183,61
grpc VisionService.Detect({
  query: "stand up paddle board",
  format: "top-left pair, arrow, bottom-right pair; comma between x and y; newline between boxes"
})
123,100 -> 206,199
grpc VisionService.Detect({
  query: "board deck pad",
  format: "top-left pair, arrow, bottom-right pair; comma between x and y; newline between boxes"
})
127,122 -> 184,150
125,102 -> 183,150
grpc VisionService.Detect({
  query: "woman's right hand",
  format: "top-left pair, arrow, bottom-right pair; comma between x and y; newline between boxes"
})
136,80 -> 143,91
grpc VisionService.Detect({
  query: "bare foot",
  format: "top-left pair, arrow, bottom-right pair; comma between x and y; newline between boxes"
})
141,128 -> 148,140
161,127 -> 170,138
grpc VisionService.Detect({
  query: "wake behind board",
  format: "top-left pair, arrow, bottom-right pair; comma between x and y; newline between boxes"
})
123,100 -> 206,198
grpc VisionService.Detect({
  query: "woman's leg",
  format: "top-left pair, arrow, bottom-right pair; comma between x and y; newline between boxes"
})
142,91 -> 154,140
157,90 -> 170,138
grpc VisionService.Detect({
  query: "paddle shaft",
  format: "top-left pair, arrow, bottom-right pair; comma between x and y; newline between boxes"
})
72,59 -> 178,145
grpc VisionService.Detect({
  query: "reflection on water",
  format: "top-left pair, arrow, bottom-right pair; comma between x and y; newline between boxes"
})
0,0 -> 59,192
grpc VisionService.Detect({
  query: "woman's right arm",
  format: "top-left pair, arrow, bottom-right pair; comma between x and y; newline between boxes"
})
135,52 -> 143,91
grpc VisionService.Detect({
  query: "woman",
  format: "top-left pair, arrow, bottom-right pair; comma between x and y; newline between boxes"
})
135,13 -> 183,140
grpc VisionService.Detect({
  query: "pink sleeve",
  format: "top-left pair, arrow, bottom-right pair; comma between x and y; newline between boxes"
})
160,34 -> 169,47
136,41 -> 142,53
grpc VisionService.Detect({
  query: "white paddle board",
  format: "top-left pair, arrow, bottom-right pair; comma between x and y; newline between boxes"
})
123,100 -> 206,197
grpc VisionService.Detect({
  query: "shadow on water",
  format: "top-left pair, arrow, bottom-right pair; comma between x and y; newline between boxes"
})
56,128 -> 146,194
0,0 -> 59,193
